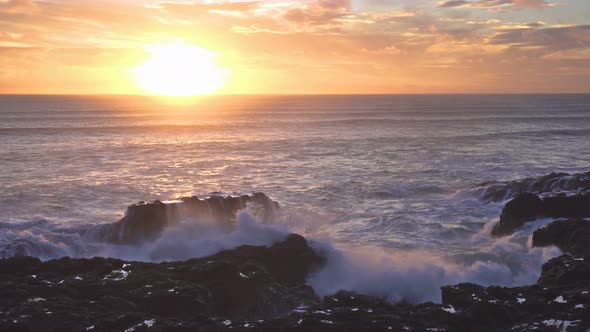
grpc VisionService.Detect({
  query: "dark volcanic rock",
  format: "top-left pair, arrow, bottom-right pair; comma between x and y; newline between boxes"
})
0,234 -> 322,331
538,255 -> 590,288
533,219 -> 590,257
252,258 -> 590,332
2,240 -> 590,331
543,194 -> 590,219
492,193 -> 590,237
441,279 -> 590,331
492,193 -> 544,236
93,192 -> 279,244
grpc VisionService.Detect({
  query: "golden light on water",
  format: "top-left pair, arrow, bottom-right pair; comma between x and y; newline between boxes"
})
133,43 -> 228,97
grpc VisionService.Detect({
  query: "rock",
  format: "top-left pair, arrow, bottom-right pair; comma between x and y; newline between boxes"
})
90,192 -> 280,244
189,233 -> 324,318
474,171 -> 590,203
443,259 -> 590,330
492,193 -> 544,237
543,194 -> 590,219
322,290 -> 390,308
0,256 -> 42,275
440,279 -> 590,331
532,219 -> 590,257
492,193 -> 590,237
2,238 -> 590,331
538,255 -> 590,288
269,273 -> 590,332
0,233 -> 323,331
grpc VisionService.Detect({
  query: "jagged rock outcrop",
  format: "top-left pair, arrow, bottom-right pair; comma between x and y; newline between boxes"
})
438,255 -> 590,331
475,171 -> 590,203
91,193 -> 279,244
538,255 -> 590,288
0,234 -> 323,331
491,193 -> 590,237
532,219 -> 590,257
492,193 -> 544,236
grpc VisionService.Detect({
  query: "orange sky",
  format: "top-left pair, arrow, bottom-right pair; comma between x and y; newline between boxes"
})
0,0 -> 589,94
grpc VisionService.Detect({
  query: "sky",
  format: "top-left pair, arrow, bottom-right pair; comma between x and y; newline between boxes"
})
0,0 -> 589,94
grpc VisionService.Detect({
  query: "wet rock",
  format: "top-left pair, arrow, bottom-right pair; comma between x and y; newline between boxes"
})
0,234 -> 322,331
94,192 -> 279,244
543,194 -> 590,220
492,193 -> 544,236
475,171 -> 590,203
538,255 -> 590,288
2,240 -> 590,331
441,256 -> 590,331
492,193 -> 590,237
532,219 -> 590,257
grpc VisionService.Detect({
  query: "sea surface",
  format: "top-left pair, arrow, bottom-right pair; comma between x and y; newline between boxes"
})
1,94 -> 589,302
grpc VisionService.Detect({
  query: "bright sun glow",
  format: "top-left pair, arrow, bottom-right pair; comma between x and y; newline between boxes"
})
134,43 -> 227,97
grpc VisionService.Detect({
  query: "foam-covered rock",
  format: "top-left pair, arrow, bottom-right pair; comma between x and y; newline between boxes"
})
95,192 -> 279,244
475,171 -> 590,203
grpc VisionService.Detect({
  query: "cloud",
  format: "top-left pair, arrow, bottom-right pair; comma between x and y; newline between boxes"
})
318,0 -> 350,9
153,1 -> 260,17
490,25 -> 590,51
514,0 -> 552,8
439,0 -> 557,8
283,6 -> 347,26
439,0 -> 511,8
0,0 -> 36,14
494,21 -> 545,29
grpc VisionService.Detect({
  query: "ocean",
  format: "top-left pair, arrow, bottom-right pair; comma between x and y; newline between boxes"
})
1,94 -> 589,302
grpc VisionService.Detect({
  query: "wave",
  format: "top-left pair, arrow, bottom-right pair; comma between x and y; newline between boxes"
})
371,183 -> 452,199
0,193 -> 280,260
3,110 -> 590,120
458,171 -> 590,203
3,115 -> 590,131
0,190 -> 565,304
307,234 -> 559,303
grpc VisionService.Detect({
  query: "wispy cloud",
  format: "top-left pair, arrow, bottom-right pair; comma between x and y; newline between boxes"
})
439,0 -> 560,9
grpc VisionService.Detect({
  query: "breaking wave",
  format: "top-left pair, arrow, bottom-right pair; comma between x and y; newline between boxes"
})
0,185 -> 567,305
456,171 -> 590,203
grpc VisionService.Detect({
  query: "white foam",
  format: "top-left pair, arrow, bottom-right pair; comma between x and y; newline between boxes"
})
307,234 -> 561,304
442,305 -> 456,314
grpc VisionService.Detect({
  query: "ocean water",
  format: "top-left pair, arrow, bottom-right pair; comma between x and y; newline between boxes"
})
1,94 -> 589,302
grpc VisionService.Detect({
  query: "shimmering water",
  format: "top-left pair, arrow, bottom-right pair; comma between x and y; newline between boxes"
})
1,94 -> 589,301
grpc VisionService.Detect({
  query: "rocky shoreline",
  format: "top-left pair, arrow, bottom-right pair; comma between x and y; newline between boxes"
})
1,172 -> 590,331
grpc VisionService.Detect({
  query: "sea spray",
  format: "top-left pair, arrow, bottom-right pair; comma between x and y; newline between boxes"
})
306,236 -> 561,304
94,210 -> 288,262
304,213 -> 562,304
0,195 -> 563,304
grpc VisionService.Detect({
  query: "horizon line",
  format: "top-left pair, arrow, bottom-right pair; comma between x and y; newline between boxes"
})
1,92 -> 590,97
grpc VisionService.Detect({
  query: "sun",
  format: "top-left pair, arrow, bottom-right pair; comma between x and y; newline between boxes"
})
133,43 -> 228,97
